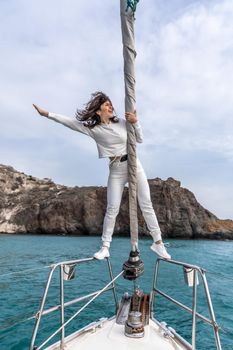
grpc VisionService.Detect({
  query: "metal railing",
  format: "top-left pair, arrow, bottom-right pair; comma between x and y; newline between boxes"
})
151,258 -> 222,350
29,257 -> 122,350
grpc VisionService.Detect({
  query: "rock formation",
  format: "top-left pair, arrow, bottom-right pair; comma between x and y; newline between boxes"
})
0,164 -> 233,239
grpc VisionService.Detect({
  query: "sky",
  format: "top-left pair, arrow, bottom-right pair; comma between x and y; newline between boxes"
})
0,0 -> 233,219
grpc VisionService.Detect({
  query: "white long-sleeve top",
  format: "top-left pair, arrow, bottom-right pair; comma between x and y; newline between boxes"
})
47,112 -> 143,158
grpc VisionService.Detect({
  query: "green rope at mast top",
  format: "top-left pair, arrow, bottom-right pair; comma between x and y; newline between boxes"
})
126,0 -> 140,12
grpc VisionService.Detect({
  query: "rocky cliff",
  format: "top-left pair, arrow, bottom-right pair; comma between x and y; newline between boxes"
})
0,164 -> 233,239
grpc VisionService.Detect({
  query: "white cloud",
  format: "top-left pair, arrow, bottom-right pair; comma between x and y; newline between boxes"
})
136,0 -> 233,160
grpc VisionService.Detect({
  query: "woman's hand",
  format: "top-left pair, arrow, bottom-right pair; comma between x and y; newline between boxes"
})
125,110 -> 138,124
33,104 -> 49,117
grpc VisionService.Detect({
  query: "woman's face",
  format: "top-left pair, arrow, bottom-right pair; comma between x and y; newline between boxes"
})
97,100 -> 113,119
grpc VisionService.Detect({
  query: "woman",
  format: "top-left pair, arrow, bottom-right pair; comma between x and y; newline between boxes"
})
33,91 -> 171,260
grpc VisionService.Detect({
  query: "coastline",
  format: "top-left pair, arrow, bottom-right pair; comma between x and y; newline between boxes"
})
0,232 -> 232,241
1,164 -> 233,240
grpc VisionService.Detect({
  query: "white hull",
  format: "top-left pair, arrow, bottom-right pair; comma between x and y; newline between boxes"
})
45,317 -> 187,350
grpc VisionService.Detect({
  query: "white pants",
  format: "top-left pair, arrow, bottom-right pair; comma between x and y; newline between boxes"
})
101,159 -> 162,245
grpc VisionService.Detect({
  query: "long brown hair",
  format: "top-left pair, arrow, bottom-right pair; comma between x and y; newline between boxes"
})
75,91 -> 119,128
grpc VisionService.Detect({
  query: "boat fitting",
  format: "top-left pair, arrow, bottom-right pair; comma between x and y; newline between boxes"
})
122,250 -> 144,280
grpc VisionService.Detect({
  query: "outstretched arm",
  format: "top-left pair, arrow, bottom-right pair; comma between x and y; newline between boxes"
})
33,104 -> 49,117
32,104 -> 92,137
125,111 -> 143,143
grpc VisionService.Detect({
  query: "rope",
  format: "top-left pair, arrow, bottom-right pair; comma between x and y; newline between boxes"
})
0,265 -> 50,278
221,325 -> 233,338
120,0 -> 139,251
207,270 -> 233,282
126,0 -> 140,12
0,314 -> 35,332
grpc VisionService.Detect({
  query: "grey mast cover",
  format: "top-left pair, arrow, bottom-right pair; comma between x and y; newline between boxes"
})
120,0 -> 139,249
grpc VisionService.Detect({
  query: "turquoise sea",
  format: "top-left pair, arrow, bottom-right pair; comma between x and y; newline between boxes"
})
0,235 -> 232,350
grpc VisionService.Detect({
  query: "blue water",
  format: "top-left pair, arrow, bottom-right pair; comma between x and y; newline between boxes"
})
0,235 -> 232,350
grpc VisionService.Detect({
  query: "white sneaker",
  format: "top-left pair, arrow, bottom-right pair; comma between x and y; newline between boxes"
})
93,246 -> 110,260
151,242 -> 171,259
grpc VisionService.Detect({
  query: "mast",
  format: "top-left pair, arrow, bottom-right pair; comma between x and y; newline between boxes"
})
120,0 -> 144,280
120,0 -> 139,252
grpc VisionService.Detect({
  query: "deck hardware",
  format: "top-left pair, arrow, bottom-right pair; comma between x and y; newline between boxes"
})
152,258 -> 222,350
160,322 -> 174,338
122,250 -> 144,280
63,263 -> 76,280
183,267 -> 199,287
125,311 -> 144,338
29,257 -> 120,350
29,256 -> 222,350
116,292 -> 131,324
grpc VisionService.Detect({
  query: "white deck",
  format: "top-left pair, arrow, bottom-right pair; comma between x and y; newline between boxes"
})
46,318 -> 187,350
